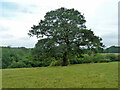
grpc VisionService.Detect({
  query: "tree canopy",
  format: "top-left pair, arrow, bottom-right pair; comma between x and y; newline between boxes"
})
28,7 -> 104,66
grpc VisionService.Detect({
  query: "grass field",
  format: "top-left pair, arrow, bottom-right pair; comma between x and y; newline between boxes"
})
2,62 -> 118,88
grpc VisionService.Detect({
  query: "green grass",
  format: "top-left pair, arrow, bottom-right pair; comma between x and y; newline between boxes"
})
2,62 -> 118,88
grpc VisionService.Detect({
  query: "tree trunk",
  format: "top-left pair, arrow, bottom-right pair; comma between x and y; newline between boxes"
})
62,52 -> 68,66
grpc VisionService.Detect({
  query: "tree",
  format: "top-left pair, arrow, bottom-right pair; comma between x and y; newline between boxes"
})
103,46 -> 120,53
28,7 -> 104,66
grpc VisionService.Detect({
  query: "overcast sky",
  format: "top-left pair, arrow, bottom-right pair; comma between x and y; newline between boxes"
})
0,0 -> 118,48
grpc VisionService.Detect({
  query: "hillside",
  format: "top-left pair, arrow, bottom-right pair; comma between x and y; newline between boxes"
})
103,46 -> 120,53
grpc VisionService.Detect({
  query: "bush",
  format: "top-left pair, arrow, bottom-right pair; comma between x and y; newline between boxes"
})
77,58 -> 84,64
65,53 -> 118,65
82,54 -> 93,63
8,61 -> 27,68
2,63 -> 7,69
49,58 -> 62,66
26,64 -> 32,67
118,55 -> 120,61
69,57 -> 79,64
93,54 -> 106,63
105,54 -> 118,61
99,59 -> 111,63
81,53 -> 111,63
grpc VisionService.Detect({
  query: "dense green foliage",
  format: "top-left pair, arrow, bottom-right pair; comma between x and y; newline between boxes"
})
28,7 -> 104,66
2,62 -> 118,88
1,46 -> 119,69
69,53 -> 119,64
2,47 -> 32,69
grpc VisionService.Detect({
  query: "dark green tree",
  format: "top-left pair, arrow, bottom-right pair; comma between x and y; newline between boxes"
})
28,7 -> 104,66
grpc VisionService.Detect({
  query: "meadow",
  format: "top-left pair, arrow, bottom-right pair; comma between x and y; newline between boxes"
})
2,62 -> 118,88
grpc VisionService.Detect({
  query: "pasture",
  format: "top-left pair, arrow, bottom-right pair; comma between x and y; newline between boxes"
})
2,62 -> 118,88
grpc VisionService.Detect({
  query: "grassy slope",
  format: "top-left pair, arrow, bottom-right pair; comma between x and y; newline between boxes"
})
2,62 -> 118,88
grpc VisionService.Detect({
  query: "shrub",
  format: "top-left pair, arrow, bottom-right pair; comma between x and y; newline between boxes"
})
8,61 -> 27,68
26,64 -> 32,67
2,63 -> 7,69
33,61 -> 43,67
68,53 -> 118,65
93,54 -> 106,63
118,55 -> 120,61
105,54 -> 118,61
82,54 -> 93,63
77,58 -> 84,64
83,59 -> 91,63
99,59 -> 111,63
69,58 -> 78,64
82,53 -> 111,63
49,59 -> 62,66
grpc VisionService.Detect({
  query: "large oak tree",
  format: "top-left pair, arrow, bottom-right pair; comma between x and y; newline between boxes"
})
28,7 -> 104,66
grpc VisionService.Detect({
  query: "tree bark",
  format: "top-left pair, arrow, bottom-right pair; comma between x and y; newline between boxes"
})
62,52 -> 68,66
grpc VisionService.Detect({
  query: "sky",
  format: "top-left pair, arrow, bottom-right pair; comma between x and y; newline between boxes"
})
0,0 -> 119,48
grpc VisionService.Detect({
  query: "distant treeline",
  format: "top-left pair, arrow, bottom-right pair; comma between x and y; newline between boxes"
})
1,46 -> 119,69
1,47 -> 32,69
102,46 -> 120,53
